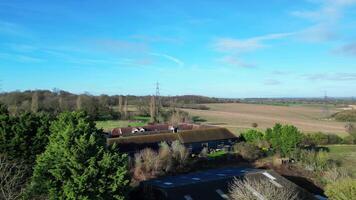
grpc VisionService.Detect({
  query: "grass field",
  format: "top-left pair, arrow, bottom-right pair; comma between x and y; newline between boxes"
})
96,116 -> 150,131
326,145 -> 356,176
183,103 -> 348,135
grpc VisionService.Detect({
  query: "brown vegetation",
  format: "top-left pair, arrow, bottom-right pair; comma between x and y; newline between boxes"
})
229,177 -> 299,200
184,103 -> 348,135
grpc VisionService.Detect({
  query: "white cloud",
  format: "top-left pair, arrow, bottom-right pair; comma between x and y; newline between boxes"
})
150,52 -> 184,67
302,72 -> 356,81
0,20 -> 29,37
264,79 -> 282,85
214,32 -> 294,53
334,42 -> 356,56
0,52 -> 44,63
292,0 -> 356,42
219,56 -> 255,68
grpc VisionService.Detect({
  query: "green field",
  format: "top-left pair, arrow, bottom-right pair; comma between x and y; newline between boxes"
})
96,116 -> 150,131
326,145 -> 356,176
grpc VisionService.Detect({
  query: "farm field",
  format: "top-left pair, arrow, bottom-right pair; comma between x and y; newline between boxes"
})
183,103 -> 348,135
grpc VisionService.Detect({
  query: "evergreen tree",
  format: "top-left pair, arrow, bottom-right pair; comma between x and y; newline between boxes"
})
30,112 -> 130,199
0,107 -> 51,163
265,124 -> 303,156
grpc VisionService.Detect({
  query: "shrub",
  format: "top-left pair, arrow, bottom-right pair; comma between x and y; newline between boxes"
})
158,142 -> 173,172
199,147 -> 208,158
325,178 -> 356,200
265,124 -> 303,156
171,140 -> 189,167
133,148 -> 161,181
323,167 -> 350,184
327,134 -> 343,144
332,110 -> 356,122
241,129 -> 264,143
229,177 -> 299,200
296,149 -> 334,171
303,132 -> 329,145
234,142 -> 263,161
132,141 -> 189,182
251,122 -> 258,128
342,135 -> 355,144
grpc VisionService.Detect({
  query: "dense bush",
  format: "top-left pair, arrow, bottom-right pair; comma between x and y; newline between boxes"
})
29,112 -> 130,199
240,129 -> 264,143
332,110 -> 356,122
0,105 -> 52,163
265,124 -> 303,156
342,135 -> 355,144
132,141 -> 189,182
303,132 -> 343,145
233,142 -> 263,161
295,149 -> 334,171
325,178 -> 356,200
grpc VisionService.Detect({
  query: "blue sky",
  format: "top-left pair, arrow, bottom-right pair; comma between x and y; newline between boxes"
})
0,0 -> 356,97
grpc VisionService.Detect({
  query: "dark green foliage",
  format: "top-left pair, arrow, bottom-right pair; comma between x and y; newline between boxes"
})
0,103 -> 9,115
342,135 -> 355,144
241,129 -> 264,143
30,112 -> 130,199
332,110 -> 356,122
265,124 -> 303,156
0,105 -> 52,163
303,132 -> 343,145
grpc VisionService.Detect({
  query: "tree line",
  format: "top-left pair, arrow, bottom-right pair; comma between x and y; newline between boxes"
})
0,90 -> 229,120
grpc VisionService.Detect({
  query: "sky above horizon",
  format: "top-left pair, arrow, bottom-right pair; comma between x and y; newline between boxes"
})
0,0 -> 356,98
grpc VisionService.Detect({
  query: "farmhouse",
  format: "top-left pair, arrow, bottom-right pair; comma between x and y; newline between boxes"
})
136,167 -> 318,200
107,125 -> 238,154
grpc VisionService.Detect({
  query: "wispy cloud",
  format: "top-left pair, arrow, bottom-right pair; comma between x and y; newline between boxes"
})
213,32 -> 294,68
302,72 -> 356,81
214,32 -> 294,53
218,56 -> 256,68
150,53 -> 184,67
264,79 -> 282,85
131,34 -> 182,44
292,0 -> 356,42
94,39 -> 149,54
0,20 -> 29,37
334,42 -> 356,56
0,52 -> 44,63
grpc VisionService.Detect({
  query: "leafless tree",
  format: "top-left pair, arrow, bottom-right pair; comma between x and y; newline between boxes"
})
31,92 -> 39,113
118,95 -> 123,113
229,177 -> 299,200
76,95 -> 82,110
123,96 -> 128,119
150,95 -> 156,122
0,156 -> 27,200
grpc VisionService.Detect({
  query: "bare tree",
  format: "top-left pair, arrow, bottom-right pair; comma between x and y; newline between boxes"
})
229,177 -> 299,200
123,96 -> 128,119
118,95 -> 123,113
150,95 -> 156,123
76,95 -> 82,110
31,92 -> 39,113
0,156 -> 27,200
